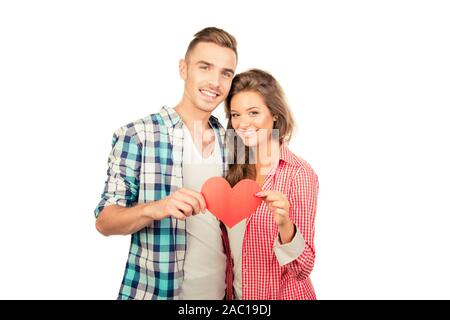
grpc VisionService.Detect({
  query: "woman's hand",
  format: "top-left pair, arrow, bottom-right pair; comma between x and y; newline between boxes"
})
256,190 -> 295,243
256,190 -> 290,226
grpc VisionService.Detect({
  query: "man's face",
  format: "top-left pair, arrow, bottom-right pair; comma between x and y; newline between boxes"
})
180,42 -> 237,113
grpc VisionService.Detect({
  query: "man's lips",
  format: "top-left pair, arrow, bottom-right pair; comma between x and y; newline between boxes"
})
199,89 -> 220,99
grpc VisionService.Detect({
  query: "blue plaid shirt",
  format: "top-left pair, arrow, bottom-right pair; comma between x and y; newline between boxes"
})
95,106 -> 227,300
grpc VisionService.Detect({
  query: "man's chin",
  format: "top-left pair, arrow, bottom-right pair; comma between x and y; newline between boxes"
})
196,101 -> 222,113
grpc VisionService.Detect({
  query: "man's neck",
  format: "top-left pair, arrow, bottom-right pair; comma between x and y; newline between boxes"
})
175,99 -> 217,158
174,100 -> 211,133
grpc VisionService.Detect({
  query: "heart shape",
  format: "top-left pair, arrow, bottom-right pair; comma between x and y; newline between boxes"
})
201,177 -> 263,228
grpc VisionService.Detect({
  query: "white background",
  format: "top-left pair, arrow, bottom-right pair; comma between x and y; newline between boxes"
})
1,0 -> 449,299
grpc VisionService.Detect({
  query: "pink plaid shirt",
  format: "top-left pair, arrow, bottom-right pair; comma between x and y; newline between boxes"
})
242,145 -> 319,300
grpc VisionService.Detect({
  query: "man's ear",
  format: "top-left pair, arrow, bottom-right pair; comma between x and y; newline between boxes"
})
179,59 -> 187,80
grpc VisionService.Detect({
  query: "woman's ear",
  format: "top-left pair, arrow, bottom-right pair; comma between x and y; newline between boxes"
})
272,115 -> 279,130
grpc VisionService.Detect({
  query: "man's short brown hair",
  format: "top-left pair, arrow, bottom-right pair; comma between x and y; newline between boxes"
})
185,27 -> 238,61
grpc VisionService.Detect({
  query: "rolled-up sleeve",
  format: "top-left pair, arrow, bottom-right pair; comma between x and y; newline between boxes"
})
282,167 -> 319,280
94,126 -> 142,218
273,225 -> 306,266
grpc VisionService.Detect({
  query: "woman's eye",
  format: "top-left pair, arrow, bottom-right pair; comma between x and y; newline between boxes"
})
231,113 -> 239,118
249,111 -> 259,116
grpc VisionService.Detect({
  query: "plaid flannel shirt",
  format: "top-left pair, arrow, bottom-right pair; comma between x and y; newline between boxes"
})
95,106 -> 227,300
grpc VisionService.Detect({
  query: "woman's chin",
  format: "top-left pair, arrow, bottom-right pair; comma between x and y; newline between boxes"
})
242,137 -> 259,148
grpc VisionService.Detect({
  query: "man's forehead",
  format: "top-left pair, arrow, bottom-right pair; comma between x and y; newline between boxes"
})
188,42 -> 237,68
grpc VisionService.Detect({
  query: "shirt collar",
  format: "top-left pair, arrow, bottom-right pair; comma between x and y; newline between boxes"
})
279,143 -> 296,165
266,143 -> 296,176
159,106 -> 182,127
159,105 -> 221,129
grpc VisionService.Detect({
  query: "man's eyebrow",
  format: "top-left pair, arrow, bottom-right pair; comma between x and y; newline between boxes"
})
223,68 -> 235,75
197,60 -> 212,66
197,60 -> 235,75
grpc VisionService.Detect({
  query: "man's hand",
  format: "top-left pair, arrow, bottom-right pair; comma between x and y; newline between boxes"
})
147,188 -> 207,220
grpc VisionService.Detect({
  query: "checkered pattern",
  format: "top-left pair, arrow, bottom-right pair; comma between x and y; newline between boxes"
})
242,145 -> 319,300
95,106 -> 226,300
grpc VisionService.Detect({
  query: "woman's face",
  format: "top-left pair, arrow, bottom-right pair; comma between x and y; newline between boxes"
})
229,91 -> 276,148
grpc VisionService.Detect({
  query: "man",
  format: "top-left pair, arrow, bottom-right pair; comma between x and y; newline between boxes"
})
95,27 -> 238,300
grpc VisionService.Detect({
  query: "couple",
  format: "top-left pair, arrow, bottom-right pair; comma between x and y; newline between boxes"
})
94,27 -> 319,300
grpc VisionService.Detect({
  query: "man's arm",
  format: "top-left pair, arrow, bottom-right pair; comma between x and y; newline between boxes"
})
95,124 -> 206,237
96,188 -> 206,236
95,202 -> 159,236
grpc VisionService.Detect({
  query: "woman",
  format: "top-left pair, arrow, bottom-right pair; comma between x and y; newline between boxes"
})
224,69 -> 319,300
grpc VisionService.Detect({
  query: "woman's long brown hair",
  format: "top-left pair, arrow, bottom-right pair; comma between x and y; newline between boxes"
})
224,69 -> 295,186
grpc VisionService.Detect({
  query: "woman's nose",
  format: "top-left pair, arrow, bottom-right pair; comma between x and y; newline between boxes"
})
238,117 -> 251,129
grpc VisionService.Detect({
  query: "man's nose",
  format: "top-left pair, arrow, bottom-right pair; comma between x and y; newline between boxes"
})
208,72 -> 221,88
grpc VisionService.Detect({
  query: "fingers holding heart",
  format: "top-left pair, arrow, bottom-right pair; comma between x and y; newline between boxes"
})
268,200 -> 288,212
259,190 -> 291,226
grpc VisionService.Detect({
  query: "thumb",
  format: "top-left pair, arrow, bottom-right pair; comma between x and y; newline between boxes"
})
255,191 -> 267,198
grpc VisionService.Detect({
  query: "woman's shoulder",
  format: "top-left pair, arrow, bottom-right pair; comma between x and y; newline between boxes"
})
279,145 -> 318,180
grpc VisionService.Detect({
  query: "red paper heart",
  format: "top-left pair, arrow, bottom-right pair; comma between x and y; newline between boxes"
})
201,177 -> 263,228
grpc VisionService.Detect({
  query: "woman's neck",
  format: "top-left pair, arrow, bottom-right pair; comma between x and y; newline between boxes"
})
253,139 -> 280,177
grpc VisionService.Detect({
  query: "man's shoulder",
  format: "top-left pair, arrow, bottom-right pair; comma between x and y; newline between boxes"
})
111,111 -> 168,146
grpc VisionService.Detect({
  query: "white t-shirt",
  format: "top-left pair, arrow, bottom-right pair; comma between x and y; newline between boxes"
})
180,125 -> 226,300
226,220 -> 246,299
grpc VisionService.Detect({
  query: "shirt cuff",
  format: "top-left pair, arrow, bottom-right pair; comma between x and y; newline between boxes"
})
95,197 -> 127,217
273,225 -> 305,266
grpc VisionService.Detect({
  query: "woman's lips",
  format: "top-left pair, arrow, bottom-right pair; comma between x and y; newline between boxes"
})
237,130 -> 258,138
